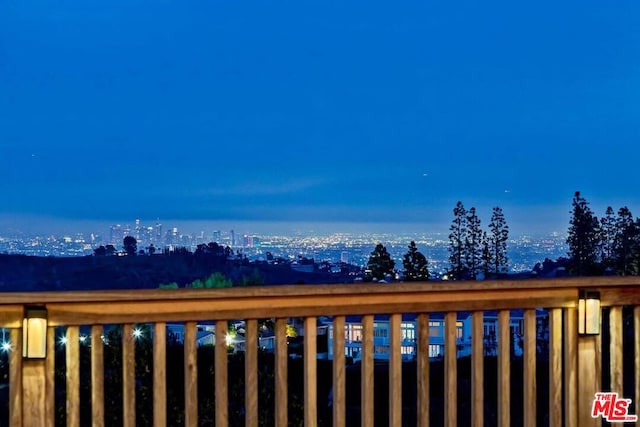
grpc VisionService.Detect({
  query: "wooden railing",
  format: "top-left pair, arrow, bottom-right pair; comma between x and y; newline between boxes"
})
0,276 -> 639,426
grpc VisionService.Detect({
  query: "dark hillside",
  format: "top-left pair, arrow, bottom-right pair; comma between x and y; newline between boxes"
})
0,253 -> 350,292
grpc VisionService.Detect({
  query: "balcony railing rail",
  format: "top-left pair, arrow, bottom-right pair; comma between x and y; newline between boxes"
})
1,276 -> 639,426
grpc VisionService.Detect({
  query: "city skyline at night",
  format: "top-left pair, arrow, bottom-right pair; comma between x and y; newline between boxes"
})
2,0 -> 639,236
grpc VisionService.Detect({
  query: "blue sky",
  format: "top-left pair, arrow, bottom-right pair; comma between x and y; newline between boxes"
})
1,0 -> 639,235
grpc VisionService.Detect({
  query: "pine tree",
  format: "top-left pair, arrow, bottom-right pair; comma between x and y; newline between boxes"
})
402,241 -> 429,281
488,206 -> 509,276
481,231 -> 491,279
464,207 -> 483,279
367,243 -> 396,281
600,206 -> 617,269
614,207 -> 637,275
448,201 -> 467,280
567,191 -> 601,276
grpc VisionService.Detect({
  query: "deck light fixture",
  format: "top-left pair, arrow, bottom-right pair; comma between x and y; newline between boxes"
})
578,290 -> 600,335
23,306 -> 48,359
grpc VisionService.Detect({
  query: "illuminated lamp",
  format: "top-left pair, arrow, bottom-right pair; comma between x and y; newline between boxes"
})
23,307 -> 48,359
578,290 -> 600,335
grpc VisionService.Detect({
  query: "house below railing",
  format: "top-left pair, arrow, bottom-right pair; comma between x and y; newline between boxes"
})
0,276 -> 639,426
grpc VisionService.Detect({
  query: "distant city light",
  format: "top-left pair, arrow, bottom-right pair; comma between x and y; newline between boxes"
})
59,336 -> 68,346
79,335 -> 87,344
225,334 -> 234,346
1,341 -> 11,352
133,328 -> 143,339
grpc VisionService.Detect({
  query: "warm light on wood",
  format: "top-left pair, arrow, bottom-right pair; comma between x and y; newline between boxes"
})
22,308 -> 47,359
578,290 -> 600,335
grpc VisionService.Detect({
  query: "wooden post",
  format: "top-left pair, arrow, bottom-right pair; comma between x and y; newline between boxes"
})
10,328 -> 22,427
22,360 -> 46,427
577,299 -> 601,427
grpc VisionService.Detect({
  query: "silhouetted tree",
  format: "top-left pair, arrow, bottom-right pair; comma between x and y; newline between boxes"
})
146,244 -> 156,255
93,245 -> 107,256
402,241 -> 429,281
123,236 -> 137,256
464,207 -> 483,279
488,206 -> 509,276
600,206 -> 617,269
105,244 -> 116,256
481,232 -> 491,278
567,192 -> 600,276
367,243 -> 395,281
448,201 -> 467,280
614,207 -> 637,275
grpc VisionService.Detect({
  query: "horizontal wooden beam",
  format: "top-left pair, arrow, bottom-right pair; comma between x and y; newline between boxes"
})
0,305 -> 24,328
0,276 -> 638,305
44,288 -> 578,325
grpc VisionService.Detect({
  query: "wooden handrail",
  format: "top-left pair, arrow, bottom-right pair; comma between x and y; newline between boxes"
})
0,277 -> 637,327
0,276 -> 639,304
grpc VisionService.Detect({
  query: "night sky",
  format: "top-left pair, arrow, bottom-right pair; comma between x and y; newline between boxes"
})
1,0 -> 639,235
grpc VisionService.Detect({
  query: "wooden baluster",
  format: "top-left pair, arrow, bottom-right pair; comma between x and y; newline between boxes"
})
275,318 -> 288,427
445,312 -> 457,427
91,325 -> 104,427
184,321 -> 198,427
523,309 -> 536,427
153,322 -> 167,427
245,319 -> 258,427
332,316 -> 346,427
564,308 -> 578,427
498,310 -> 510,427
548,309 -> 562,427
45,326 -> 55,427
472,311 -> 484,427
389,313 -> 402,426
417,313 -> 429,427
361,315 -> 374,427
215,320 -> 229,427
67,326 -> 81,427
304,316 -> 317,427
609,307 -> 623,394
122,323 -> 135,427
9,328 -> 22,426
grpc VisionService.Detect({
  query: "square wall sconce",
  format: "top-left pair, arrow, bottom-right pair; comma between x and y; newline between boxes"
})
578,290 -> 600,335
23,307 -> 48,359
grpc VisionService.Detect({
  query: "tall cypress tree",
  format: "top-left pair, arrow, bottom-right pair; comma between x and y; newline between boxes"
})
600,206 -> 617,269
488,206 -> 509,276
614,207 -> 637,275
481,231 -> 491,279
402,241 -> 429,281
448,201 -> 467,280
464,207 -> 483,279
567,191 -> 601,276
